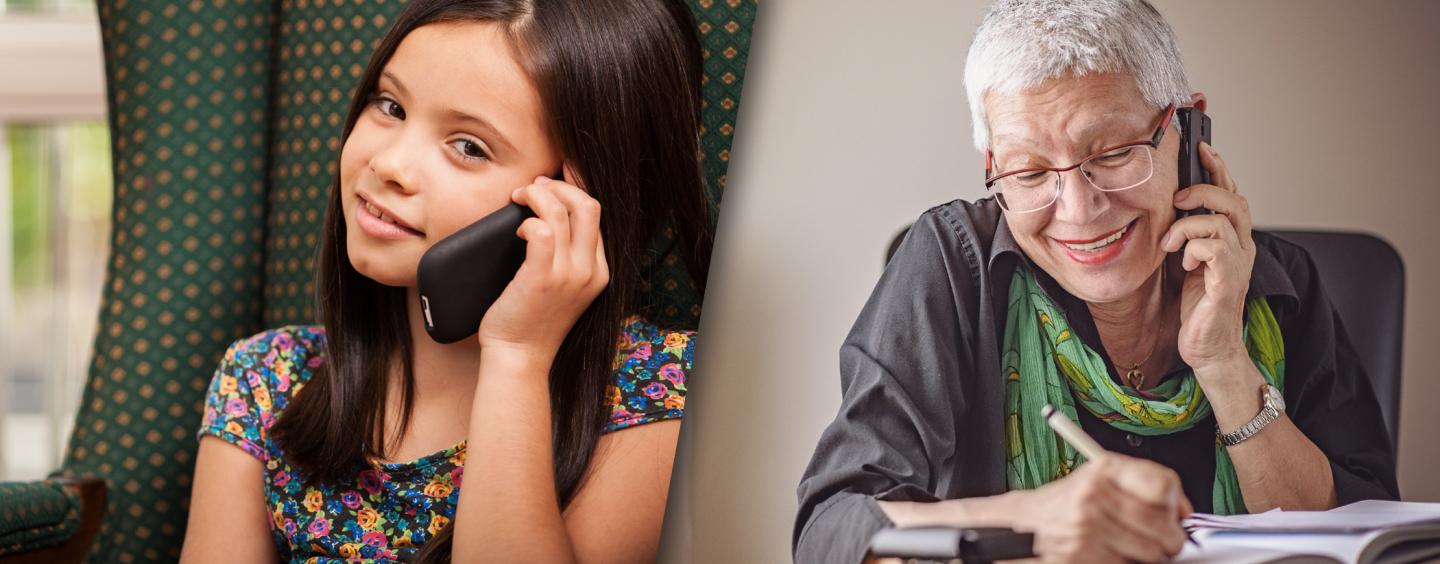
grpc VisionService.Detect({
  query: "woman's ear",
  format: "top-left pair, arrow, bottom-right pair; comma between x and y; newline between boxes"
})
1189,91 -> 1208,113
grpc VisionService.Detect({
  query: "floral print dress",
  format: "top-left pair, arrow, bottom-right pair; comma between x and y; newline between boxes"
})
198,317 -> 692,562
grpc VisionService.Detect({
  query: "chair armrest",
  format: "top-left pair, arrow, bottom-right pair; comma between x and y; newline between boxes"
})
0,477 -> 106,563
869,526 -> 1035,563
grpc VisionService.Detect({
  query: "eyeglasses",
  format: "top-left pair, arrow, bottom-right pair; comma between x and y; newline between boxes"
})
983,103 -> 1177,213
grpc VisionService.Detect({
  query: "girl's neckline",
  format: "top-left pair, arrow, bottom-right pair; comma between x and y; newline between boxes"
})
349,316 -> 662,472
368,439 -> 466,470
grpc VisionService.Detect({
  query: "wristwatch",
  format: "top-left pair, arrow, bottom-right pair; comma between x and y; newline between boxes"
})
1218,383 -> 1285,446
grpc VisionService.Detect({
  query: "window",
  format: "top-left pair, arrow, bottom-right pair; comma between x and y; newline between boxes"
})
0,0 -> 109,481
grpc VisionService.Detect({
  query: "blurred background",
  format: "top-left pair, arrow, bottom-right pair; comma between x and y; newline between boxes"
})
0,0 -> 110,482
662,0 -> 1440,562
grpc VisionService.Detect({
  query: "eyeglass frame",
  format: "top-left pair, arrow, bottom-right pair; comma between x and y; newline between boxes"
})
982,102 -> 1178,213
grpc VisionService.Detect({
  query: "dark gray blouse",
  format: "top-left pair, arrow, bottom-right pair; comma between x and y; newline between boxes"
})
793,198 -> 1398,564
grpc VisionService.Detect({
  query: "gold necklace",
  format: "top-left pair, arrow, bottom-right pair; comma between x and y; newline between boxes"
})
1122,342 -> 1159,389
1120,268 -> 1167,390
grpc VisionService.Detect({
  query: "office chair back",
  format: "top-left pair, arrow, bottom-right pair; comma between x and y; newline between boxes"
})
1271,230 -> 1405,452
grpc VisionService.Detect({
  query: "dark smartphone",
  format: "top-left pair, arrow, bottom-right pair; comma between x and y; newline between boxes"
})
1176,106 -> 1212,218
416,203 -> 535,344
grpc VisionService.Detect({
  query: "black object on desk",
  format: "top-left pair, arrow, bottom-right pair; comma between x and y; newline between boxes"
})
869,526 -> 1035,563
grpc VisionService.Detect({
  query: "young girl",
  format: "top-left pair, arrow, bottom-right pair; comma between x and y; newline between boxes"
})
180,0 -> 712,561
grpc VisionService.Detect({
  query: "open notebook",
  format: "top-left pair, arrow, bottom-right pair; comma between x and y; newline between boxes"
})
1176,500 -> 1440,564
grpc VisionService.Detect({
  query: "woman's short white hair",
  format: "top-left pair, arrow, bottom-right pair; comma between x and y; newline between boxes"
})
964,0 -> 1191,151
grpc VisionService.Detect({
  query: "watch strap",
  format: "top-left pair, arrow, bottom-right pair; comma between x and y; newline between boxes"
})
1218,404 -> 1280,446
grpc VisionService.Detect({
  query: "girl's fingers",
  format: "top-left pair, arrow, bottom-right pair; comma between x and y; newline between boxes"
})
515,216 -> 555,279
516,181 -> 573,278
513,172 -> 606,293
593,235 -> 610,291
547,180 -> 603,279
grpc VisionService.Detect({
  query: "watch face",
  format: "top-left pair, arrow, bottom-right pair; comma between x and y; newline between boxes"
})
1265,384 -> 1285,412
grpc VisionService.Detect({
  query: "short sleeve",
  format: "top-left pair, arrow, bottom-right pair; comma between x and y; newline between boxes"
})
604,318 -> 693,432
197,326 -> 325,462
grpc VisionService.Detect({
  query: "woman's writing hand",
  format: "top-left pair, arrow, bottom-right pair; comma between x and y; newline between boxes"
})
1162,142 -> 1256,374
476,168 -> 608,362
1012,455 -> 1191,563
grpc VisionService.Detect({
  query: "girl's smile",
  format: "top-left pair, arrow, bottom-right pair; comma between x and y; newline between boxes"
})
355,194 -> 425,239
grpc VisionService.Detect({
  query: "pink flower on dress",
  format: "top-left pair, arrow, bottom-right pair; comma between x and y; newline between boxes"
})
238,440 -> 262,459
451,466 -> 463,488
630,341 -> 652,360
340,491 -> 362,509
225,398 -> 247,417
362,531 -> 388,548
358,468 -> 385,495
659,363 -> 685,386
307,517 -> 330,537
274,471 -> 290,488
643,382 -> 667,400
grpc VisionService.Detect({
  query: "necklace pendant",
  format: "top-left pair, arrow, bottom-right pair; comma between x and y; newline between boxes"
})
1125,367 -> 1144,389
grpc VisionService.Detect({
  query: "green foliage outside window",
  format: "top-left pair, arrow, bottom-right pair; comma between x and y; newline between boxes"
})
7,123 -> 111,291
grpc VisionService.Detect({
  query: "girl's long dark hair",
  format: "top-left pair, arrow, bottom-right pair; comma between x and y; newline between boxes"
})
269,0 -> 709,560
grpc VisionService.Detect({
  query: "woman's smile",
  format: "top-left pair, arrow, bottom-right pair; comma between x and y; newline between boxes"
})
1051,218 -> 1139,266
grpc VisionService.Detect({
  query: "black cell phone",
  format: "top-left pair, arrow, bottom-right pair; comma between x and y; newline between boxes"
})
1176,106 -> 1212,218
416,203 -> 535,344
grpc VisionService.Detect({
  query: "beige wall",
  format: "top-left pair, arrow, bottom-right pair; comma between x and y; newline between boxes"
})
665,1 -> 1440,562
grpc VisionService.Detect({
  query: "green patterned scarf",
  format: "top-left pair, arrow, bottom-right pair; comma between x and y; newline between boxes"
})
1002,263 -> 1284,515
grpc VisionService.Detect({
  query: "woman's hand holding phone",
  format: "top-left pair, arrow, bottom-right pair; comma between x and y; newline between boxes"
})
1161,142 -> 1257,377
476,166 -> 609,362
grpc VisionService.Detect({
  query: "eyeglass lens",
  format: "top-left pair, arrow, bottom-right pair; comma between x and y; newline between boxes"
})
993,146 -> 1154,212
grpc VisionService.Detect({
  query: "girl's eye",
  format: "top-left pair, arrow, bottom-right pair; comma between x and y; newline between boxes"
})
448,138 -> 490,161
373,97 -> 405,120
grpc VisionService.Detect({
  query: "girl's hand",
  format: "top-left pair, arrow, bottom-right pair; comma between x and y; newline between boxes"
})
476,167 -> 608,361
1162,142 -> 1257,374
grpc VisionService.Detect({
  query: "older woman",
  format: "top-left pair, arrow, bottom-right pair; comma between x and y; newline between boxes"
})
793,1 -> 1398,562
